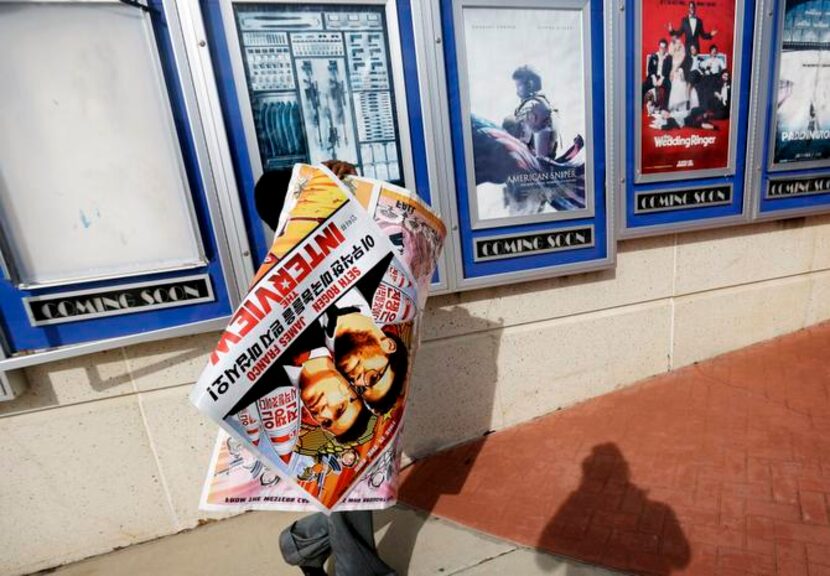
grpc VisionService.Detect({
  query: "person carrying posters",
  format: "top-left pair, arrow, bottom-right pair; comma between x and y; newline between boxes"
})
254,161 -> 395,576
191,160 -> 445,576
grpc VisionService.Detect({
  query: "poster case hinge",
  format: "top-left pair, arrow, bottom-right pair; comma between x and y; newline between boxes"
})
0,369 -> 28,402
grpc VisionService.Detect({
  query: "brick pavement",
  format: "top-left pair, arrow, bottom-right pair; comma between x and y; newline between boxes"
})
399,322 -> 830,575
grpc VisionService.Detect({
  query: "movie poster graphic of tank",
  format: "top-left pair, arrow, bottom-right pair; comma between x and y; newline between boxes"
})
460,6 -> 589,225
639,0 -> 736,177
773,0 -> 830,166
234,5 -> 404,182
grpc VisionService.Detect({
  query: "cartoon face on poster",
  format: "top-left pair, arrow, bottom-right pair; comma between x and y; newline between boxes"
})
192,165 -> 446,511
773,0 -> 830,166
460,5 -> 590,226
639,0 -> 736,177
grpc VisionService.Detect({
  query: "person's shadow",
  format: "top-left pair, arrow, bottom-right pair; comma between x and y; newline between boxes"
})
540,443 -> 691,575
374,303 -> 503,575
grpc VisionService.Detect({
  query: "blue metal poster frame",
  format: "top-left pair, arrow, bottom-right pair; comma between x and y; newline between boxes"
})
439,0 -> 614,288
617,0 -> 756,238
199,0 -> 441,287
748,0 -> 830,221
0,0 -> 235,354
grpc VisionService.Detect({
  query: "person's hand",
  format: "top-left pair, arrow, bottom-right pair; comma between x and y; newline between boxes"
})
711,29 -> 718,36
322,160 -> 357,179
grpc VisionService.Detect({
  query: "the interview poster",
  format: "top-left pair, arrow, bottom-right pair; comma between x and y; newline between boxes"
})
461,6 -> 588,224
639,0 -> 736,176
192,165 -> 416,511
773,0 -> 830,165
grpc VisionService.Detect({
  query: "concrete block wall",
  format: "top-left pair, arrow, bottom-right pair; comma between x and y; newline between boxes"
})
2,215 -> 830,575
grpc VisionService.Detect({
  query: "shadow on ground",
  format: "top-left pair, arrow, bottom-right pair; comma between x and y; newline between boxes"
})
376,305 -> 503,575
540,443 -> 690,574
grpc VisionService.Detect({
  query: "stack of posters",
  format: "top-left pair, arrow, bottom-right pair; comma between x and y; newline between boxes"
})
191,164 -> 445,512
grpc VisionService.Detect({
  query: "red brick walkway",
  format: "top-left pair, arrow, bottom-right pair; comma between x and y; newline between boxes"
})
399,322 -> 830,575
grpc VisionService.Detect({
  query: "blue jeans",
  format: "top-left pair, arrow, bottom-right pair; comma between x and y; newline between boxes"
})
279,511 -> 397,576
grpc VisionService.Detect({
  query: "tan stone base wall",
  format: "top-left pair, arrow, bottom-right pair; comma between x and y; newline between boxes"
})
3,215 -> 830,575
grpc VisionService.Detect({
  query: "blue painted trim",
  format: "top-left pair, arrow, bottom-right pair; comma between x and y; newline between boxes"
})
201,0 -> 270,262
396,0 -> 432,205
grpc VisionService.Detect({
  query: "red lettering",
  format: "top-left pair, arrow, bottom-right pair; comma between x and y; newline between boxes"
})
254,285 -> 281,315
231,306 -> 258,339
315,222 -> 346,254
244,300 -> 264,320
304,243 -> 325,269
210,330 -> 242,365
267,267 -> 297,297
285,253 -> 311,285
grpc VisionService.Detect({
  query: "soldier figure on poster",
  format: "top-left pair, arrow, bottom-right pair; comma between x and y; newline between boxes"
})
461,6 -> 589,223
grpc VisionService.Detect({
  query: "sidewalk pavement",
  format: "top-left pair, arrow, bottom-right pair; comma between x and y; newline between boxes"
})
399,321 -> 830,576
37,506 -> 621,575
39,322 -> 830,575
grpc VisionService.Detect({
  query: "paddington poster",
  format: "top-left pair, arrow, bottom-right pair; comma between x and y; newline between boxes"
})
773,0 -> 830,165
639,0 -> 736,176
461,5 -> 588,225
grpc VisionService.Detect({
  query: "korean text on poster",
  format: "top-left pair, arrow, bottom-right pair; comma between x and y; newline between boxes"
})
192,164 -> 445,512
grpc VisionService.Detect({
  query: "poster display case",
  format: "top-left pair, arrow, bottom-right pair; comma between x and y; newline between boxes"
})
11,0 -> 817,381
616,0 -> 756,237
0,0 -> 242,376
423,0 -> 615,290
747,0 -> 830,220
198,0 -> 450,292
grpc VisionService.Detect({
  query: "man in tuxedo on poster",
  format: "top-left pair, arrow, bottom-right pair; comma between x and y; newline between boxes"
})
639,0 -> 735,175
670,1 -> 717,53
643,38 -> 673,111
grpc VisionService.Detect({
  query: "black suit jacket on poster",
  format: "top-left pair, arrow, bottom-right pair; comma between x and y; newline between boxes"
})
679,16 -> 713,51
647,53 -> 673,82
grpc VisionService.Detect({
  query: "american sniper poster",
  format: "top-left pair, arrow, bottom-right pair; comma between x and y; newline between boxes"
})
460,5 -> 589,225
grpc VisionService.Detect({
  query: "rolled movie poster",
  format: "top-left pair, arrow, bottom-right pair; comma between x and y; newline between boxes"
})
192,164 -> 445,513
